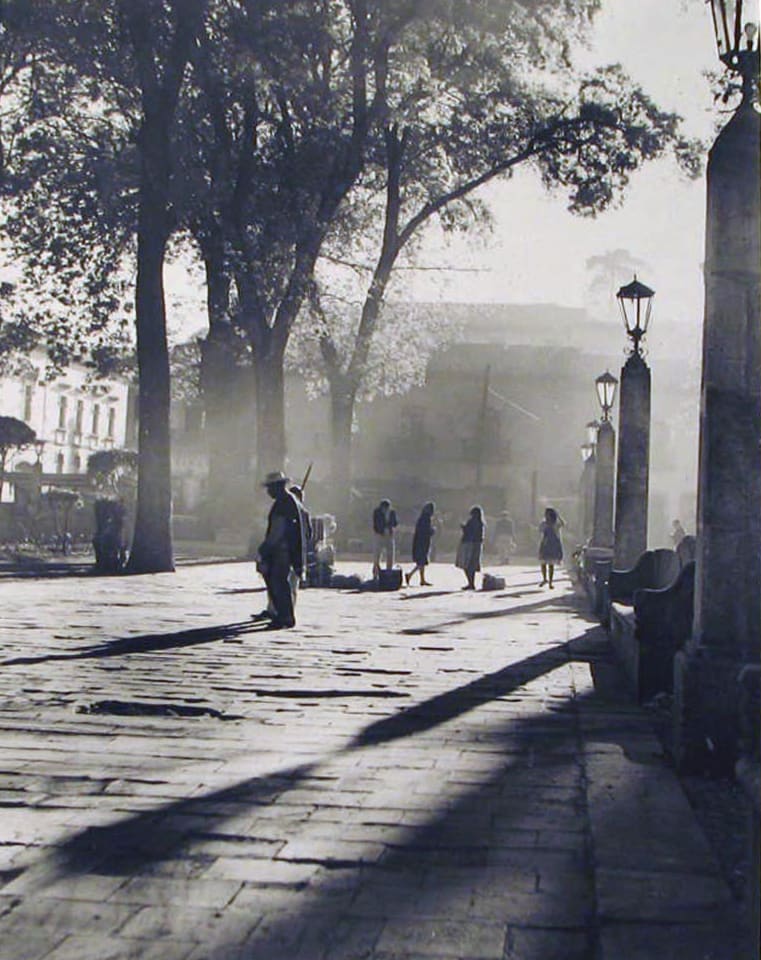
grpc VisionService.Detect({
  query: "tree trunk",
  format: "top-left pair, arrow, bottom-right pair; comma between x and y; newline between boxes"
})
329,382 -> 355,531
253,342 -> 286,480
125,99 -> 175,573
198,250 -> 248,531
126,207 -> 174,573
122,0 -> 205,573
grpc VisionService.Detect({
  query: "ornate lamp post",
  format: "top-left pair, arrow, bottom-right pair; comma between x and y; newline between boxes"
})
708,0 -> 759,96
613,278 -> 654,567
591,372 -> 617,549
674,1 -> 760,773
595,372 -> 617,423
579,440 -> 596,542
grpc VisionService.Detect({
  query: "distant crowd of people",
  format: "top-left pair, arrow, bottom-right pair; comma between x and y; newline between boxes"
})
254,470 -> 566,630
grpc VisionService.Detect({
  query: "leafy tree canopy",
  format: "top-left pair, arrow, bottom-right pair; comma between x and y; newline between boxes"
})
0,414 -> 35,450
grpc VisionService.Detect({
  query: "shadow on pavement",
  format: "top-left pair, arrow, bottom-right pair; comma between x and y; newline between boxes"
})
399,592 -> 580,635
18,612 -> 743,959
55,762 -> 320,878
47,632 -> 589,878
216,587 -> 266,595
34,625 -> 614,958
0,562 -> 95,580
399,590 -> 454,601
352,643 -> 571,748
459,593 -> 577,621
0,620 -> 263,667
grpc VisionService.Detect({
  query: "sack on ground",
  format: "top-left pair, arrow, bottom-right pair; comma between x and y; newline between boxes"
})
378,568 -> 403,591
481,572 -> 505,591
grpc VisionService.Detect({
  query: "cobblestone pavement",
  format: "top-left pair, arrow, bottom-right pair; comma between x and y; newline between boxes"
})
0,561 -> 746,959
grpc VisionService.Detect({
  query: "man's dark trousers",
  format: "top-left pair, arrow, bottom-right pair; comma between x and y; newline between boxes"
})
265,552 -> 295,627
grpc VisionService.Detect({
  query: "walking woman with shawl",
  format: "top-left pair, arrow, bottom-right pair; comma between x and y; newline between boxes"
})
455,505 -> 485,590
406,501 -> 436,586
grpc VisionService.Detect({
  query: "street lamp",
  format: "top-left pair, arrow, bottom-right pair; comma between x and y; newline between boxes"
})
708,0 -> 759,92
613,280 -> 653,568
590,375 -> 617,551
585,420 -> 600,447
617,277 -> 655,356
595,371 -> 618,422
580,442 -> 595,462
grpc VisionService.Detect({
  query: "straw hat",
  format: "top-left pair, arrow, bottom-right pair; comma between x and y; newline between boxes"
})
262,470 -> 289,486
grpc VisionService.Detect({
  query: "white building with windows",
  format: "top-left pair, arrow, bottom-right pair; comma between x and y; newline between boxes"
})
0,350 -> 134,500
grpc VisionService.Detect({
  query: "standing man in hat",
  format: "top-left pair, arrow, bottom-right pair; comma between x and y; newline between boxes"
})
372,498 -> 398,580
256,471 -> 304,629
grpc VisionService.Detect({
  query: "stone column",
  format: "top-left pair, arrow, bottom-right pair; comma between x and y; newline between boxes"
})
613,353 -> 651,568
591,421 -> 615,550
673,95 -> 761,773
578,453 -> 596,542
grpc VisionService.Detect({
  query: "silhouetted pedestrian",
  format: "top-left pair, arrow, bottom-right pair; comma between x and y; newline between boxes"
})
456,505 -> 485,590
255,471 -> 303,629
372,499 -> 398,578
406,501 -> 436,586
670,518 -> 687,548
538,506 -> 564,589
493,510 -> 517,563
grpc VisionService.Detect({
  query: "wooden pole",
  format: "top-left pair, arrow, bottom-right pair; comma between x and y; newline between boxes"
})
475,365 -> 491,488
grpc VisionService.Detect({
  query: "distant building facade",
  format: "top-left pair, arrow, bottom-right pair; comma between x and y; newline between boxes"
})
0,350 -> 134,501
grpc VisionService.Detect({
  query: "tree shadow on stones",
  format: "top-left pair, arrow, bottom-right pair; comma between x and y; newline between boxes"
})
398,592 -> 582,636
19,621 -> 720,960
46,630 -> 598,878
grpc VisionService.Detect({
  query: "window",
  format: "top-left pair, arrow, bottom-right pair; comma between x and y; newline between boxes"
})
57,396 -> 68,429
56,453 -> 64,474
91,403 -> 100,436
23,385 -> 33,422
75,400 -> 84,434
72,454 -> 81,473
107,407 -> 116,438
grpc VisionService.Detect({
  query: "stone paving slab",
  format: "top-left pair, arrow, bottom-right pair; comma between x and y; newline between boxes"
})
0,560 -> 747,959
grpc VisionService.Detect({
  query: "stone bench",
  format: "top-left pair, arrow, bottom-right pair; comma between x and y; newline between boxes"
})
605,547 -> 679,633
609,547 -> 681,606
606,548 -> 683,700
631,560 -> 696,701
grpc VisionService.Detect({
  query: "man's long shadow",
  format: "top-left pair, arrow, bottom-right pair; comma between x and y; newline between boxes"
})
0,620 -> 263,667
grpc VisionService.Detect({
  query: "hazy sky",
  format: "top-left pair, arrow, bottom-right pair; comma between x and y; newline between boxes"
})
399,0 -> 723,349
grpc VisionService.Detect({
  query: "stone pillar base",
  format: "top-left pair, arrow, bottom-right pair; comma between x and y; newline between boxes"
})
673,648 -> 742,775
